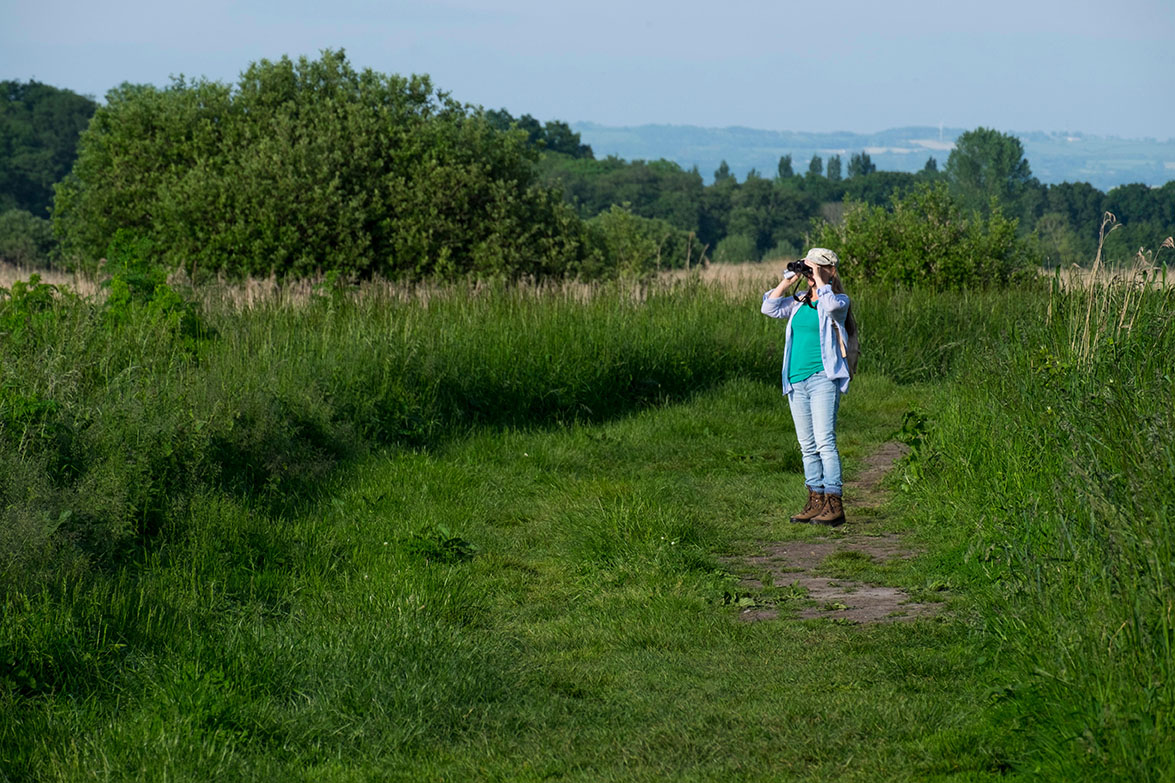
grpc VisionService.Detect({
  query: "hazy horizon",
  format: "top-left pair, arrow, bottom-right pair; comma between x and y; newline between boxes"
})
4,0 -> 1173,142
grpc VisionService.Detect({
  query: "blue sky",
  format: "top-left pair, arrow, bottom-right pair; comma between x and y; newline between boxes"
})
4,0 -> 1173,139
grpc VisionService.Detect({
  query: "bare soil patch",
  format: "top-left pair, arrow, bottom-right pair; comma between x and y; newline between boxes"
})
727,441 -> 943,625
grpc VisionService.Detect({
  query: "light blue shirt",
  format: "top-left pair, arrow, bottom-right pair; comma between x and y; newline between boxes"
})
760,284 -> 852,396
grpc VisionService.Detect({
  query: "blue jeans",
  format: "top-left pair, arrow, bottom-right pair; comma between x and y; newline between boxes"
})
787,373 -> 842,496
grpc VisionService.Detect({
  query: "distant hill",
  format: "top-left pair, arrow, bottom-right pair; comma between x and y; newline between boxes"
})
572,123 -> 1175,191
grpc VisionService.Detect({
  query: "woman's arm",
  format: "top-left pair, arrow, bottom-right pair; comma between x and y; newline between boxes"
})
761,273 -> 801,319
815,285 -> 849,316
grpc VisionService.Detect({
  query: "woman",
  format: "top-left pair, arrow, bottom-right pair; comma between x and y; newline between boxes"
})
760,247 -> 853,526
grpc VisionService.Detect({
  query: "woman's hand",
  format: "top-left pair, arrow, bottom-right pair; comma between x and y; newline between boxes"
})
808,262 -> 833,287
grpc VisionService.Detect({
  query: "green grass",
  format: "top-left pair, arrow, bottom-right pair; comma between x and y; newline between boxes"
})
8,376 -> 1014,781
2,273 -> 1172,780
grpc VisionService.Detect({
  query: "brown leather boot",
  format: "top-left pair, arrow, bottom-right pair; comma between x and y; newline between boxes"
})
811,493 -> 845,526
790,489 -> 825,523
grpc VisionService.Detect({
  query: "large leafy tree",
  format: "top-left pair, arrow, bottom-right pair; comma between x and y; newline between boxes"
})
0,80 -> 97,216
53,51 -> 592,279
944,127 -> 1034,217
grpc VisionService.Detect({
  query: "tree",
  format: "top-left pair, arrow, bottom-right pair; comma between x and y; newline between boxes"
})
0,80 -> 97,216
807,154 -> 824,178
944,127 -> 1033,217
541,120 -> 593,158
922,157 -> 938,175
537,155 -> 703,232
0,208 -> 56,267
483,109 -> 592,158
776,155 -> 794,179
714,160 -> 734,183
53,51 -> 593,280
847,152 -> 875,178
843,171 -> 918,206
826,155 -> 842,182
728,176 -> 817,258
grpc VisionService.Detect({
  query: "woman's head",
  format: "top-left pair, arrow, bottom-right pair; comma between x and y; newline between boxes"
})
801,248 -> 839,271
800,247 -> 845,293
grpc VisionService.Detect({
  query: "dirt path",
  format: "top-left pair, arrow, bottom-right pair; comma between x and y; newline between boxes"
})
726,441 -> 942,624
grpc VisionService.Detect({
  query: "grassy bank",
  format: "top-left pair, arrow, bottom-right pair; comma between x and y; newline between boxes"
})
892,276 -> 1175,779
1,270 -> 1171,779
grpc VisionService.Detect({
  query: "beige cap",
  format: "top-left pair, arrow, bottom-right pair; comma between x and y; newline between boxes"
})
802,247 -> 839,267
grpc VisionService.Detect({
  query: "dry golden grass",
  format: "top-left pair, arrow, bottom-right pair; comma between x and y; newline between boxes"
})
5,234 -> 1169,314
0,263 -> 100,296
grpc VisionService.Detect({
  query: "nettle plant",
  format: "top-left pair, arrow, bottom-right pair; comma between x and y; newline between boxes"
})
100,229 -> 211,352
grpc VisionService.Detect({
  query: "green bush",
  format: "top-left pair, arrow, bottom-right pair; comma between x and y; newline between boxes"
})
0,210 -> 56,268
52,51 -> 594,280
713,233 -> 759,264
814,182 -> 1040,288
585,205 -> 703,278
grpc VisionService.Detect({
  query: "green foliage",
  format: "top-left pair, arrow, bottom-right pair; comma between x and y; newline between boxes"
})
1034,211 -> 1086,267
52,51 -> 593,280
538,155 -> 704,236
713,233 -> 758,263
826,154 -> 843,182
847,151 -> 876,178
585,205 -> 702,277
814,182 -> 1040,287
776,154 -> 794,179
485,108 -> 593,158
0,273 -> 67,349
0,81 -> 97,217
528,125 -> 1169,274
98,229 -> 209,352
1100,181 -> 1175,262
841,170 -> 919,206
945,127 -> 1035,219
405,524 -> 480,564
727,177 -> 818,258
0,209 -> 57,268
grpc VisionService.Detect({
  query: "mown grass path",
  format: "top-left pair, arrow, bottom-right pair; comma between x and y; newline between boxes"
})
25,375 -> 1011,782
725,441 -> 943,625
286,376 -> 1007,781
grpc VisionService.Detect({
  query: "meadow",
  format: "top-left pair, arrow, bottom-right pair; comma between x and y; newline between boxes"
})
1,261 -> 1172,780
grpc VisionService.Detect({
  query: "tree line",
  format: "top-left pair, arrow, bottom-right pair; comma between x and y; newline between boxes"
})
1,53 -> 1172,277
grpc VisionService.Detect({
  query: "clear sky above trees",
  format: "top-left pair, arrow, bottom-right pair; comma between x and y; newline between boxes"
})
3,0 -> 1172,140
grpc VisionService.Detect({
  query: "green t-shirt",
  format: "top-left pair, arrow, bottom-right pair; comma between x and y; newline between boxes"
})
788,303 -> 823,384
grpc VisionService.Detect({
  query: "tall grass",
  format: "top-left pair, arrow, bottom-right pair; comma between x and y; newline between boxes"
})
895,257 -> 1174,778
3,265 -> 1171,778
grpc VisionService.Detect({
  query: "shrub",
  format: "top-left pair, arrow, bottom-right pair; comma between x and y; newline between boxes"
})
713,233 -> 758,264
814,182 -> 1040,288
586,206 -> 702,278
52,51 -> 594,281
0,210 -> 56,268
